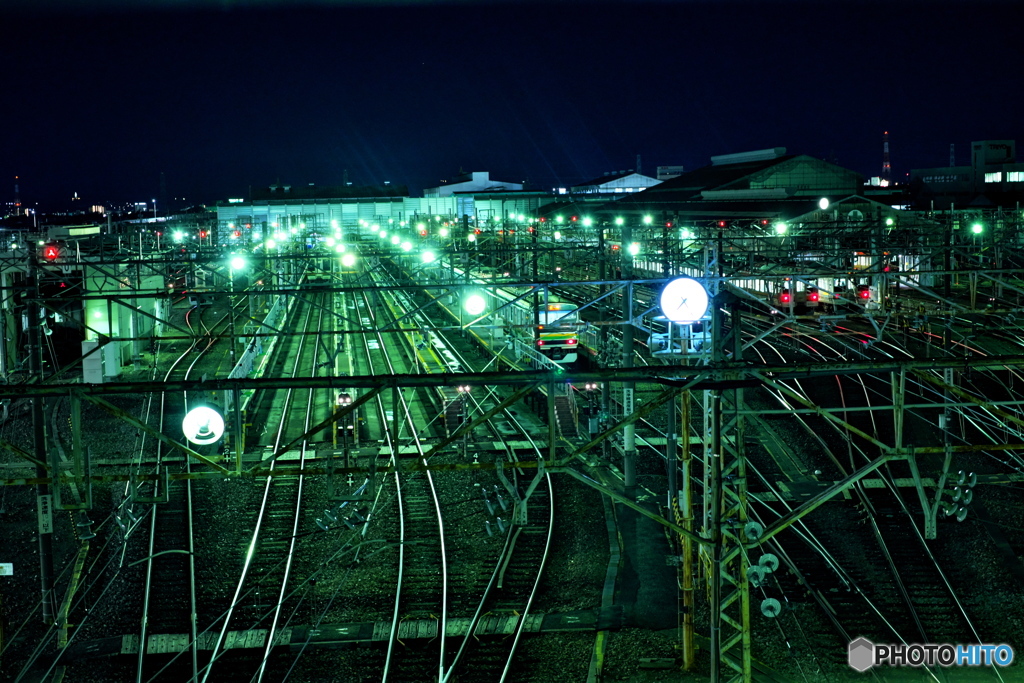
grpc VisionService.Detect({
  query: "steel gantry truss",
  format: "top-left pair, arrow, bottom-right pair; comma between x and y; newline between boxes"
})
5,208 -> 1024,682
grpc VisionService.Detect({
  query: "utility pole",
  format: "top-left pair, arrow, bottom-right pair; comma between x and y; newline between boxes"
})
27,255 -> 56,625
707,285 -> 752,682
621,220 -> 636,500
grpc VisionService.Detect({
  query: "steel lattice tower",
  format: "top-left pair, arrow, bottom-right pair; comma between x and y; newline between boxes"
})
882,131 -> 892,183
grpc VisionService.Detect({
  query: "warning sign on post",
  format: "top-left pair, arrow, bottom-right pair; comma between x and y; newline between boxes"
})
38,494 -> 53,535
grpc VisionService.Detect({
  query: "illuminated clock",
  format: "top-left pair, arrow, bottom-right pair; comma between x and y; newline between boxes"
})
659,277 -> 709,324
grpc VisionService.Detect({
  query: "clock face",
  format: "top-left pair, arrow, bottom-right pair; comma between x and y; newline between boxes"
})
659,277 -> 709,324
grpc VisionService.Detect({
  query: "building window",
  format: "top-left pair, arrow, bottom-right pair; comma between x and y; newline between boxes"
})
1007,172 -> 1024,183
985,172 -> 1002,183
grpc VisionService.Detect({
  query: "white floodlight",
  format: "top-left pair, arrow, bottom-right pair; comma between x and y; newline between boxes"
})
182,406 -> 225,445
464,293 -> 486,316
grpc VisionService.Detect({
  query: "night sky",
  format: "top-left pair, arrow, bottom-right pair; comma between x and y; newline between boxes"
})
4,0 -> 1021,209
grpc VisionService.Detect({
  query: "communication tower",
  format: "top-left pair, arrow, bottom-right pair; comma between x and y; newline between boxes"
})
882,131 -> 891,183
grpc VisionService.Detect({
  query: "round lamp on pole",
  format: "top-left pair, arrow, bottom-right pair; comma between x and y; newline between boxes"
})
464,293 -> 487,316
182,406 -> 225,445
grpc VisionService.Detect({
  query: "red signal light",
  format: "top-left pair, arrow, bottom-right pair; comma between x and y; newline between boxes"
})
539,217 -> 546,222
761,219 -> 769,225
666,221 -> 673,228
717,220 -> 727,228
199,230 -> 207,238
43,245 -> 60,261
419,230 -> 427,236
233,230 -> 241,237
570,216 -> 577,222
474,229 -> 481,235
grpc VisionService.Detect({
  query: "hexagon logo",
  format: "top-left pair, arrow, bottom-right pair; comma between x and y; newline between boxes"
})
848,637 -> 875,672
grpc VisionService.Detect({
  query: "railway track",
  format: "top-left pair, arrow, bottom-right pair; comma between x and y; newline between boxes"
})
371,262 -> 560,682
137,301 -> 224,683
195,293 -> 324,682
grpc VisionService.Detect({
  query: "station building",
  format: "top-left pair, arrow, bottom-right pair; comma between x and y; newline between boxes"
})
610,147 -> 868,224
910,139 -> 1024,209
558,170 -> 661,196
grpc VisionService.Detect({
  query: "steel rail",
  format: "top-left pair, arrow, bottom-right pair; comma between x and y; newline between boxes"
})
253,297 -> 327,683
368,265 -> 449,683
385,257 -> 556,683
136,302 -> 210,683
198,295 -> 317,683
